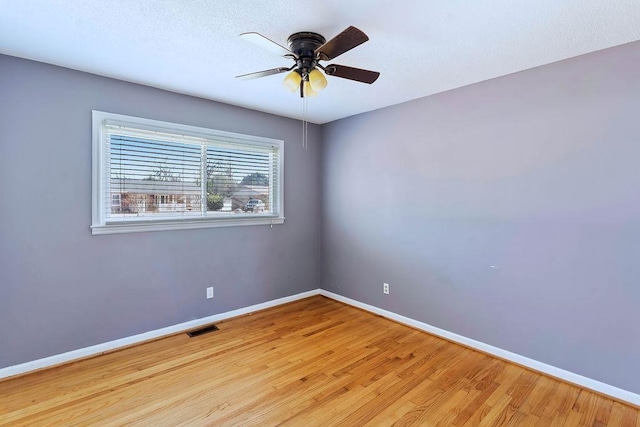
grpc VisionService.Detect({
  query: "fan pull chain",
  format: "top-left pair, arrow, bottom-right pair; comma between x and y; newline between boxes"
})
302,97 -> 308,150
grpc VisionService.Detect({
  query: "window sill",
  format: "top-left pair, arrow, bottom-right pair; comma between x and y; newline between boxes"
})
91,216 -> 285,235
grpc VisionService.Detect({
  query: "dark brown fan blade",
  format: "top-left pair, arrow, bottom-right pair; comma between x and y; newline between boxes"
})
240,32 -> 294,58
315,26 -> 369,61
324,64 -> 380,84
235,67 -> 292,80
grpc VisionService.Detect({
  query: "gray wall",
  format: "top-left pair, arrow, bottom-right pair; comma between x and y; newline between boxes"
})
0,55 -> 321,368
322,41 -> 640,394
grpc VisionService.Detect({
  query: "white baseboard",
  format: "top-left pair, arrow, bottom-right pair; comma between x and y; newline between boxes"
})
2,288 -> 638,407
319,290 -> 640,407
0,289 -> 321,381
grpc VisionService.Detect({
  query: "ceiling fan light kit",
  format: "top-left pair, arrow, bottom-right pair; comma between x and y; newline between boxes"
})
282,70 -> 302,92
308,69 -> 327,91
303,80 -> 317,97
237,26 -> 380,98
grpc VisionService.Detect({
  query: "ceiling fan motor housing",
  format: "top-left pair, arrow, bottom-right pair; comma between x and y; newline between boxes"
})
288,32 -> 326,76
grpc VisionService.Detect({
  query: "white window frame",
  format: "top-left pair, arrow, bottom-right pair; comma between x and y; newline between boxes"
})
92,111 -> 284,235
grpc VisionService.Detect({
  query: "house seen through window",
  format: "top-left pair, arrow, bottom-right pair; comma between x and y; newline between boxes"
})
92,111 -> 284,234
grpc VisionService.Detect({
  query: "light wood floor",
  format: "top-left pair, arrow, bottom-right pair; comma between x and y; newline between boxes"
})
1,296 -> 638,426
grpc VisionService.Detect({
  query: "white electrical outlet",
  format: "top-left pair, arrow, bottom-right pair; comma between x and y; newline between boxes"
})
206,287 -> 214,299
383,283 -> 390,294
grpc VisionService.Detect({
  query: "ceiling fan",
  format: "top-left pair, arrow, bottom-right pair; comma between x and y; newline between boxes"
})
236,26 -> 380,97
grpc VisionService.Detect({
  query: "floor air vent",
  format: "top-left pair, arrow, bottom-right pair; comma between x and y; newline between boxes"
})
187,324 -> 219,337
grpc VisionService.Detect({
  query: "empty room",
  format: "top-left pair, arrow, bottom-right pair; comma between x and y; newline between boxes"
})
1,1 -> 640,425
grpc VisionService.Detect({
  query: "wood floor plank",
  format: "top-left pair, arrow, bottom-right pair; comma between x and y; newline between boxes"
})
0,296 -> 637,426
609,401 -> 640,426
452,380 -> 501,426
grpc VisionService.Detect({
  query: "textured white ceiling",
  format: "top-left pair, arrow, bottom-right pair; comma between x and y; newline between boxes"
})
1,0 -> 640,124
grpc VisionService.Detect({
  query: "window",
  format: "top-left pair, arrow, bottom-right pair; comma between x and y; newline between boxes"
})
92,111 -> 284,235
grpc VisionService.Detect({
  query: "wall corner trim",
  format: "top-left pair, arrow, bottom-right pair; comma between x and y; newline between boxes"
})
319,290 -> 640,407
0,289 -> 321,381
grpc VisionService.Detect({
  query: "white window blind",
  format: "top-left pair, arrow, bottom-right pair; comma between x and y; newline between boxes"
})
92,111 -> 284,235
